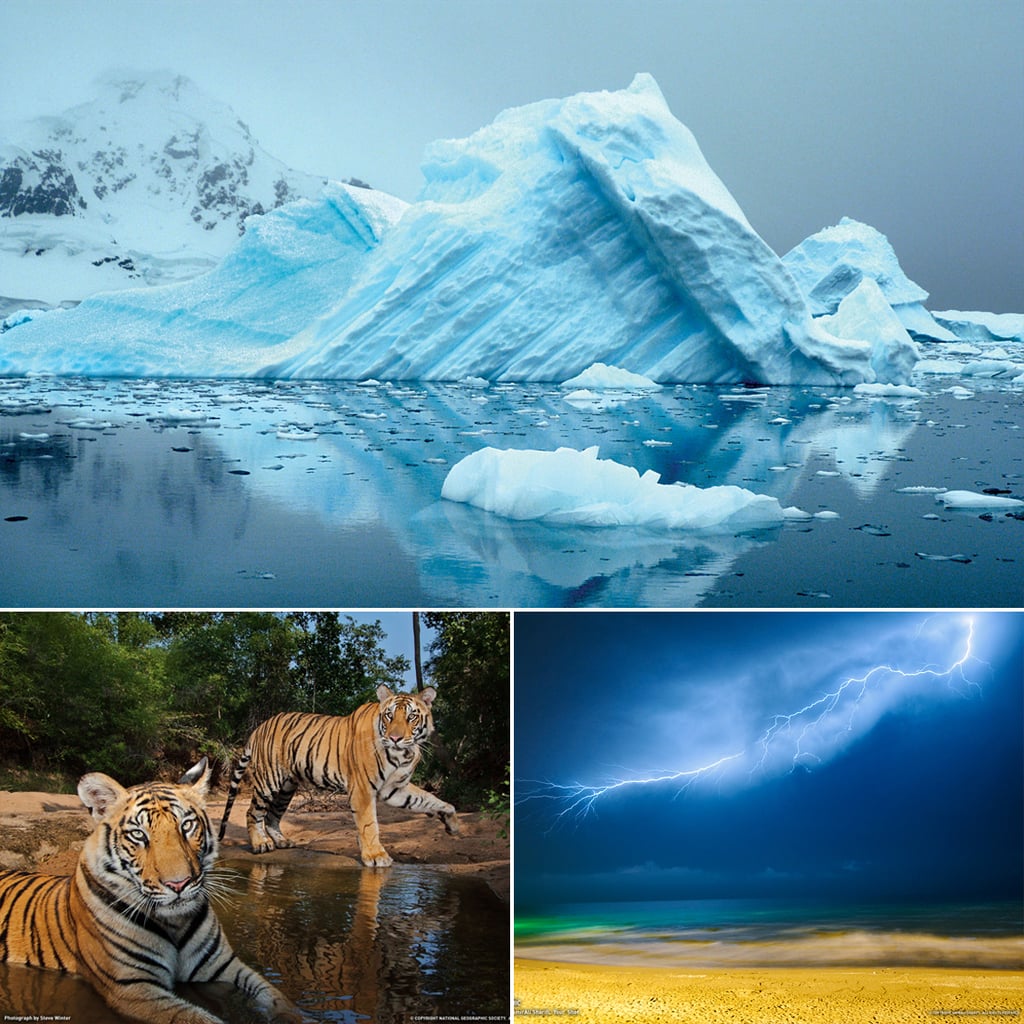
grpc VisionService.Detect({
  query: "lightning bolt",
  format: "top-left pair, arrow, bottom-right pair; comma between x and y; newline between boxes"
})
518,616 -> 985,827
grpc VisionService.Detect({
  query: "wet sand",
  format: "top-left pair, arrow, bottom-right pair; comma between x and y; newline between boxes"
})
514,957 -> 1024,1023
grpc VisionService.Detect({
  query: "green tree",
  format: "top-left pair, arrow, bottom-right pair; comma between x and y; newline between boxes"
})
163,612 -> 299,759
421,612 -> 510,808
289,613 -> 411,716
0,613 -> 168,780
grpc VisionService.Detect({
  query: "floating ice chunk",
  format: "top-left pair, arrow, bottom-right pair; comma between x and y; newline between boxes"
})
441,445 -> 787,529
814,510 -> 841,519
896,485 -> 947,494
943,386 -> 974,399
276,429 -> 319,441
853,382 -> 925,398
155,409 -> 209,424
960,360 -> 1022,379
718,391 -> 769,403
915,552 -> 972,563
65,418 -> 114,429
936,490 -> 1023,510
915,358 -> 966,375
18,432 -> 49,440
560,363 -> 660,390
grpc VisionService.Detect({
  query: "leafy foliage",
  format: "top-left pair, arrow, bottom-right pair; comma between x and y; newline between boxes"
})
421,612 -> 510,807
0,612 -> 507,807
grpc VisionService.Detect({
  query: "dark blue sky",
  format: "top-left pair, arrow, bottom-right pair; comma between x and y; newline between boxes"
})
515,611 -> 1022,907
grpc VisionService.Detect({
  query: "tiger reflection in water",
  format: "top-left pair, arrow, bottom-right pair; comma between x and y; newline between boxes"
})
234,862 -> 462,1024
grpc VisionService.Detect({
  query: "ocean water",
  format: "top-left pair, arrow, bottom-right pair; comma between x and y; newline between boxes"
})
0,367 -> 1020,607
515,898 -> 1024,970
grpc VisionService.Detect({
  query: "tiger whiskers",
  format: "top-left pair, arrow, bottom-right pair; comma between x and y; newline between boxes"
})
205,866 -> 243,910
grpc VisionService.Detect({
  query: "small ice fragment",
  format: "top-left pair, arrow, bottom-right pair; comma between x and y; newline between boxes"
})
855,524 -> 892,536
276,430 -> 319,441
936,490 -> 1024,510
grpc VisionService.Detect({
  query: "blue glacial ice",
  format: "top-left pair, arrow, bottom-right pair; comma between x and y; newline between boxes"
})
0,184 -> 407,377
929,310 -> 1024,344
3,75 -> 917,387
782,217 -> 958,342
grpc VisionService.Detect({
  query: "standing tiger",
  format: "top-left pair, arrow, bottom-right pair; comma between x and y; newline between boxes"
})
218,684 -> 460,867
0,758 -> 300,1024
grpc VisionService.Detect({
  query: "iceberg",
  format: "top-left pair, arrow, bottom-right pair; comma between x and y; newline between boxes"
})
930,310 -> 1024,344
268,76 -> 903,386
440,445 -> 793,529
560,363 -> 660,390
0,184 -> 407,377
783,218 -> 957,342
3,75 -> 912,386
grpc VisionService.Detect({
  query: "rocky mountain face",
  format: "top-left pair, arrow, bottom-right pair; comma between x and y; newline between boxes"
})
0,70 -> 331,307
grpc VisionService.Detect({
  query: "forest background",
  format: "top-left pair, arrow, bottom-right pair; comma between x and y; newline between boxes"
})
0,611 -> 509,813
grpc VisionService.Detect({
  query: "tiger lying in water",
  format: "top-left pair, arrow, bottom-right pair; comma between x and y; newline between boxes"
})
219,684 -> 460,867
0,758 -> 300,1024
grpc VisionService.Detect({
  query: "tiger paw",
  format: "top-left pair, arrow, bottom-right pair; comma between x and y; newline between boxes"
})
361,848 -> 394,868
250,838 -> 276,854
441,810 -> 461,835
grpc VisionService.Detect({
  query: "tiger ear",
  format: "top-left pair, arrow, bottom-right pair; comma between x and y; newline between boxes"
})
178,757 -> 210,798
419,686 -> 437,708
376,684 -> 395,703
78,772 -> 128,822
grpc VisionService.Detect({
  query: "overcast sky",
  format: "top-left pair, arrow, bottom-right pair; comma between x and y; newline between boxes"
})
515,611 -> 1022,906
2,0 -> 1021,312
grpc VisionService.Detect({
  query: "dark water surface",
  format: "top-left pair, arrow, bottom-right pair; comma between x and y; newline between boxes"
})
1,374 -> 1020,606
0,857 -> 509,1023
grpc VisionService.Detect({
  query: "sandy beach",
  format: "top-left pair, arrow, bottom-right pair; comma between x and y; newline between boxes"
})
514,958 -> 1024,1024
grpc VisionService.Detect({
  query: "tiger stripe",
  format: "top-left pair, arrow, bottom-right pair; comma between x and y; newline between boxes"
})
0,759 -> 301,1024
218,684 -> 460,867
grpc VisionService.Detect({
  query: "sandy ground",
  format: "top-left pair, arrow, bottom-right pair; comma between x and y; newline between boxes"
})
515,958 -> 1024,1024
0,787 -> 509,902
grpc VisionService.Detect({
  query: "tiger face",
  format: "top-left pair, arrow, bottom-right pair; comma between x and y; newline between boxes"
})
78,759 -> 215,922
376,684 -> 436,758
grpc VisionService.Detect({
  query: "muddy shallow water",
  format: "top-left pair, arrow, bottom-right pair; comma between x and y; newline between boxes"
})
0,854 -> 510,1023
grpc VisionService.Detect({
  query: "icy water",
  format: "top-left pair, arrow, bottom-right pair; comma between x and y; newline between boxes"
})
0,370 -> 1020,607
0,857 -> 509,1023
516,898 -> 1024,970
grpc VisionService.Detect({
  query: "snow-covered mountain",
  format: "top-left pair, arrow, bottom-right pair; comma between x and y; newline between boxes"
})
0,69 -> 332,308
